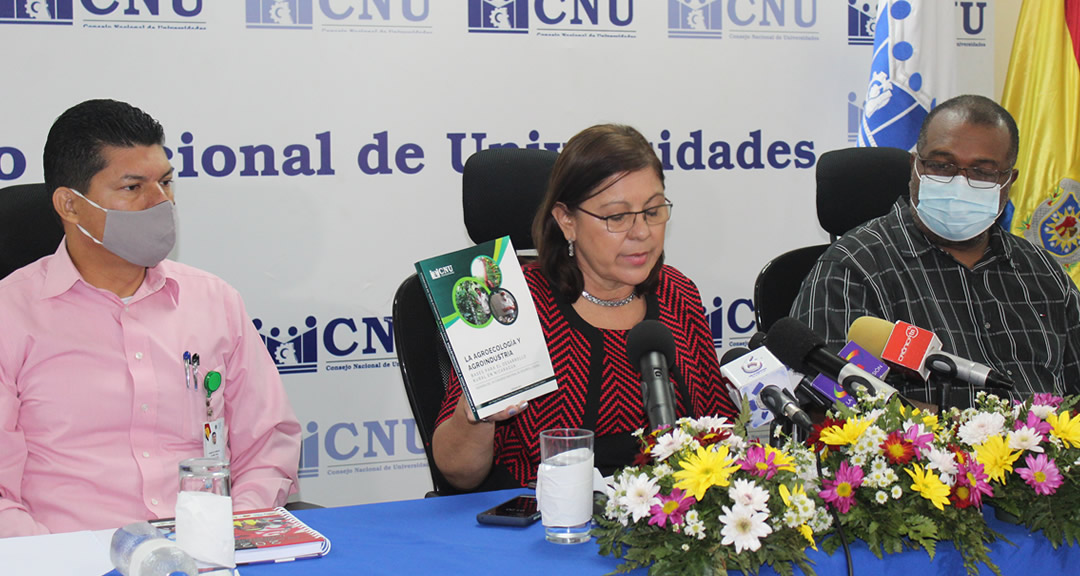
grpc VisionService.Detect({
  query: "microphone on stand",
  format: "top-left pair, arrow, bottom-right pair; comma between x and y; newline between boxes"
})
765,317 -> 910,406
626,320 -> 678,431
759,385 -> 814,433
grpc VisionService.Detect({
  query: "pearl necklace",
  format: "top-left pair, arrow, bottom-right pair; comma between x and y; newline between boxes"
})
580,290 -> 635,307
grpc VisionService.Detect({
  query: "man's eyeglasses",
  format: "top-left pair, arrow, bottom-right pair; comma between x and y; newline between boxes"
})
915,155 -> 1013,189
576,201 -> 674,233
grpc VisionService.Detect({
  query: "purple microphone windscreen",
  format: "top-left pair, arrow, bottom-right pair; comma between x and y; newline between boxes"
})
764,317 -> 824,375
626,320 -> 677,368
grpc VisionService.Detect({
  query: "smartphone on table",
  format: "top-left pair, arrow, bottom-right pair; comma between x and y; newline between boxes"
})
476,494 -> 541,526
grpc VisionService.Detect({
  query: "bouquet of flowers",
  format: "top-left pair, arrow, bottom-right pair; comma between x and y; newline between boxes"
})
807,394 -> 1000,575
594,415 -> 828,576
946,392 -> 1080,548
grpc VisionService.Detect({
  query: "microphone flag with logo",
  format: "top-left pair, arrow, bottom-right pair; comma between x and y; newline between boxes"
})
857,0 -> 956,151
719,346 -> 795,429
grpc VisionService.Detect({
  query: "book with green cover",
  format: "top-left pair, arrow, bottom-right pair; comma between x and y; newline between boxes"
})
415,236 -> 557,420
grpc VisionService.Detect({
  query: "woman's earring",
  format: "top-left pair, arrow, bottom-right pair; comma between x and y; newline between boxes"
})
568,240 -> 575,257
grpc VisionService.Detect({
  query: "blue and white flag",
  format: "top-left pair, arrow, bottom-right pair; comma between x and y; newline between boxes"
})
858,0 -> 956,151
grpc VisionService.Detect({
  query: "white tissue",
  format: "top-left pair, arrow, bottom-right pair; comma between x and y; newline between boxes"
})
175,491 -> 235,568
536,448 -> 594,527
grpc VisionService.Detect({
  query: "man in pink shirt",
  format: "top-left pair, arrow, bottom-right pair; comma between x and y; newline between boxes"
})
0,99 -> 302,537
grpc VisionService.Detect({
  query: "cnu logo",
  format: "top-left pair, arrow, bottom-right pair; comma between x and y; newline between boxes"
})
957,1 -> 986,36
846,0 -> 875,45
318,0 -> 429,23
246,0 -> 313,28
707,296 -> 755,348
299,418 -> 425,478
80,0 -> 203,17
253,314 -> 396,375
668,0 -> 722,39
0,0 -> 73,24
468,0 -> 528,33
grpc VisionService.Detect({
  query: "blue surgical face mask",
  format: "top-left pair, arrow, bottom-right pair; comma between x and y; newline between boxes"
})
914,167 -> 1004,242
70,188 -> 177,267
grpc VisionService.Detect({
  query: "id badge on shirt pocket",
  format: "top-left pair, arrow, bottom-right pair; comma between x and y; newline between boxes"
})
203,417 -> 227,460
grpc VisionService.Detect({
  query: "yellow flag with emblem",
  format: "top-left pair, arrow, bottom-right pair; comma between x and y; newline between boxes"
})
1003,0 -> 1080,281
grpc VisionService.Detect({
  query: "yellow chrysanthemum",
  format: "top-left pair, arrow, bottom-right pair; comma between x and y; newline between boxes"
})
797,524 -> 817,550
819,418 -> 871,446
672,444 -> 740,501
975,434 -> 1021,484
906,463 -> 951,511
778,483 -> 806,507
1047,411 -> 1080,449
763,445 -> 797,474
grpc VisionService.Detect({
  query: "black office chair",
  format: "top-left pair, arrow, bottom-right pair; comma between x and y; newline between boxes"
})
753,147 -> 911,332
393,148 -> 558,496
0,183 -> 65,280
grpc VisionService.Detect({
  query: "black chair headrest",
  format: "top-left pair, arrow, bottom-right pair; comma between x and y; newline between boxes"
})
462,148 -> 559,250
816,147 -> 912,238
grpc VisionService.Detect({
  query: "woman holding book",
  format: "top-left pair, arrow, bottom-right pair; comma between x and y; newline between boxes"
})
432,124 -> 739,492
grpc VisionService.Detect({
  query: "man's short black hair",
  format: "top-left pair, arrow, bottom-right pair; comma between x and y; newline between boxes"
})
43,99 -> 165,198
916,94 -> 1019,165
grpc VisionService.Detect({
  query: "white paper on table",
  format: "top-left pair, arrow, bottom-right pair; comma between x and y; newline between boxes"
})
1,530 -> 114,576
536,448 -> 594,527
176,491 -> 236,568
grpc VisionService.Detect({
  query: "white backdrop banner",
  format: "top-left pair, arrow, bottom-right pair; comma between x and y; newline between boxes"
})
0,0 -> 995,507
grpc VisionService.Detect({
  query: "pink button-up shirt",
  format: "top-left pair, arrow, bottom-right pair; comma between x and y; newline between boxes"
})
0,241 -> 301,537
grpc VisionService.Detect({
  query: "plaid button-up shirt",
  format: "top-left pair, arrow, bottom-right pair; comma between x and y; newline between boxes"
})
792,197 -> 1080,408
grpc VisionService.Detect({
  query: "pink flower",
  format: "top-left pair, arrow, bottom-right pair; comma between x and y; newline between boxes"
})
1016,453 -> 1064,496
952,459 -> 993,509
1031,393 -> 1064,409
1015,411 -> 1052,439
903,425 -> 934,459
648,488 -> 696,528
739,444 -> 780,480
819,461 -> 864,514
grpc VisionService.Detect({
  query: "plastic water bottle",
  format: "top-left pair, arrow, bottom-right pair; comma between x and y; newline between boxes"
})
110,522 -> 198,576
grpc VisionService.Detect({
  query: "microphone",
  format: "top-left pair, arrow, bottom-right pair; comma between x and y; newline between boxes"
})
848,317 -> 1014,392
719,345 -> 796,428
747,332 -> 833,410
759,385 -> 814,432
626,320 -> 678,431
765,317 -> 906,403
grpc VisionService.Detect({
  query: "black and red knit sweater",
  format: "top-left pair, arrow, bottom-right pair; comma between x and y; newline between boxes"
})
436,263 -> 738,488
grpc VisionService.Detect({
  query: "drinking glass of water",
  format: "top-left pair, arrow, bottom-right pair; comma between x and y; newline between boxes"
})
537,428 -> 594,544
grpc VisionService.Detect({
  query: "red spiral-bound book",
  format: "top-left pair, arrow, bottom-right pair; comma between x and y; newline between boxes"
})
151,507 -> 331,564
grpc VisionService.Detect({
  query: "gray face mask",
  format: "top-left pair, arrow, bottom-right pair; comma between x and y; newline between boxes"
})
69,189 -> 177,267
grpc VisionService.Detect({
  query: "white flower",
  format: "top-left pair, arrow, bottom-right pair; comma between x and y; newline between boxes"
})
681,543 -> 690,551
891,485 -> 903,499
619,473 -> 660,522
1030,404 -> 1056,420
652,428 -> 693,461
925,446 -> 959,479
958,412 -> 1006,446
718,504 -> 772,553
728,478 -> 770,512
685,509 -> 700,524
853,425 -> 887,457
1008,426 -> 1045,453
722,433 -> 747,452
684,520 -> 706,540
694,415 -> 731,432
652,463 -> 674,478
875,491 -> 889,504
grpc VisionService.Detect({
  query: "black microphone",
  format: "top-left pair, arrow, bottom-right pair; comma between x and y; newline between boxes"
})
925,351 -> 1014,392
626,320 -> 678,431
720,347 -> 751,366
749,331 -> 832,409
765,317 -> 909,405
759,385 -> 814,432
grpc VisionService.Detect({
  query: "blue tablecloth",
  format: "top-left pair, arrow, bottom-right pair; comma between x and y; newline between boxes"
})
236,489 -> 1080,575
